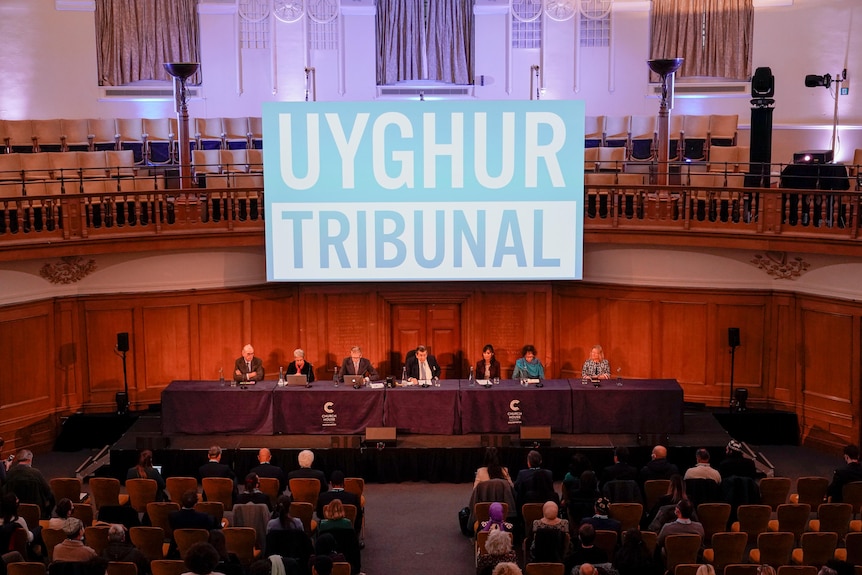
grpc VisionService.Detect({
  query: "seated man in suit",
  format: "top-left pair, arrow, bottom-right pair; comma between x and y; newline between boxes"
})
234,343 -> 264,383
167,490 -> 218,559
513,450 -> 557,511
248,448 -> 286,496
287,449 -> 328,493
316,471 -> 362,534
198,445 -> 237,503
338,346 -> 379,383
404,345 -> 441,384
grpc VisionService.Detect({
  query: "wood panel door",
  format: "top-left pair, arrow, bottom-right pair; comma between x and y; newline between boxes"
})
391,303 -> 462,379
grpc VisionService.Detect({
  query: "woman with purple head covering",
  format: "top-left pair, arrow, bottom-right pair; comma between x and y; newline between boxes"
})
481,502 -> 513,532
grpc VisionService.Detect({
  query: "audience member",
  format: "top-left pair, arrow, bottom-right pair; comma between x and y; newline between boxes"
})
49,498 -> 75,529
614,528 -> 655,575
101,523 -> 149,575
656,499 -> 704,549
318,500 -> 352,535
512,344 -> 545,379
646,474 -> 689,531
183,542 -> 220,575
827,444 -> 862,503
316,471 -> 362,533
0,493 -> 34,545
567,524 -> 609,571
198,445 -> 237,503
640,445 -> 680,484
563,453 -> 594,494
567,470 -> 601,523
267,495 -> 304,532
492,562 -> 523,575
477,527 -> 517,575
286,348 -> 315,383
696,565 -> 716,575
580,497 -> 621,537
684,449 -> 722,483
308,534 -> 345,571
234,344 -> 264,383
513,450 -> 557,509
718,440 -> 757,479
52,517 -> 97,562
480,502 -> 512,532
208,529 -> 243,575
530,501 -> 569,560
126,449 -> 167,501
237,472 -> 272,509
170,490 -> 218,531
474,447 -> 513,488
249,448 -> 286,496
601,446 -> 638,486
311,555 -> 333,575
756,566 -> 776,575
287,450 -> 327,493
2,450 -> 55,518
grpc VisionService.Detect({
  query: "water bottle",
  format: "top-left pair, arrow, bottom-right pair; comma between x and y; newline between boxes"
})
333,367 -> 339,387
278,366 -> 285,386
468,365 -> 475,386
218,367 -> 225,386
401,365 -> 407,384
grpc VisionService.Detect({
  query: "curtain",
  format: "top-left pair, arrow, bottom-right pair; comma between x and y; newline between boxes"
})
96,0 -> 200,86
427,0 -> 473,84
650,0 -> 752,81
376,0 -> 425,85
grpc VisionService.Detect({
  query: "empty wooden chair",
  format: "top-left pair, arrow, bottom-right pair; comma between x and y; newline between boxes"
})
584,116 -> 604,148
85,524 -> 111,555
31,119 -> 64,153
809,503 -> 852,540
289,478 -> 321,509
146,502 -> 180,539
521,502 -> 544,549
767,503 -> 811,544
223,527 -> 257,566
724,566 -> 759,575
201,477 -> 234,511
525,563 -> 565,575
194,117 -> 224,150
697,503 -> 732,543
790,476 -> 829,508
129,526 -> 166,561
841,482 -> 862,517
777,568 -> 817,575
834,531 -> 862,563
257,477 -> 280,503
7,563 -> 47,575
749,531 -> 794,567
731,504 -> 772,547
17,503 -> 41,529
608,503 -> 643,533
641,530 -> 658,557
664,533 -> 703,574
593,529 -> 617,563
644,479 -> 671,512
72,503 -> 94,527
125,478 -> 158,513
760,477 -> 792,511
673,565 -> 701,575
193,501 -> 225,527
89,477 -> 123,510
790,531 -> 837,568
330,563 -> 351,575
42,527 -> 67,562
702,531 -> 747,572
173,528 -> 210,558
150,560 -> 187,575
49,478 -> 83,504
289,501 -> 316,535
165,477 -> 198,506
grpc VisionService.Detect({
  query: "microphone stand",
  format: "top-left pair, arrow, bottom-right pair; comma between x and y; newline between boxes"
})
729,342 -> 739,412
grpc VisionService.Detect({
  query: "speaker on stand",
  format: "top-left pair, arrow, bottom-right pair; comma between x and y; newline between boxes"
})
728,327 -> 742,412
116,332 -> 130,414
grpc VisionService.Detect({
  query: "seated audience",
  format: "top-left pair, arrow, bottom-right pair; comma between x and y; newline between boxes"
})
566,524 -> 608,573
237,472 -> 272,509
126,449 -> 167,501
646,473 -> 690,531
52,517 -> 97,562
600,446 -> 638,487
2,450 -> 55,519
248,448 -> 286,497
492,562 -> 523,575
287,450 -> 328,493
308,534 -> 345,571
208,529 -> 243,575
530,501 -> 569,560
267,495 -> 304,532
563,453 -> 594,494
101,523 -> 149,575
474,447 -> 513,488
614,528 -> 655,575
480,502 -> 512,532
684,449 -> 722,484
580,497 -> 621,537
170,490 -> 218,531
514,450 -> 558,509
656,499 -> 704,550
827,444 -> 862,503
49,498 -> 75,529
0,493 -> 34,544
318,500 -> 352,534
640,445 -> 680,484
718,440 -> 757,479
311,555 -> 333,575
567,470 -> 601,523
477,527 -> 517,575
316,471 -> 362,533
183,542 -> 220,575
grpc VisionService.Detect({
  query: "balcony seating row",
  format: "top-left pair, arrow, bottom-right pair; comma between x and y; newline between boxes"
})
0,117 -> 263,163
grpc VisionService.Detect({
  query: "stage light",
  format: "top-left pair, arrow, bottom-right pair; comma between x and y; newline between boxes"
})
805,73 -> 832,89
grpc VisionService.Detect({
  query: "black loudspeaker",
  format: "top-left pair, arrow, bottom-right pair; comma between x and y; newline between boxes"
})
728,327 -> 741,348
751,67 -> 775,98
117,332 -> 129,352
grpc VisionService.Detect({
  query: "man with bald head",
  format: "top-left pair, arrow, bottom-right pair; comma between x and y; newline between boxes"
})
234,344 -> 264,383
248,448 -> 286,496
639,445 -> 679,484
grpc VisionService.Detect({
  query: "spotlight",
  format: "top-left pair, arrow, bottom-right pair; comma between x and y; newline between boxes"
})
804,73 -> 832,89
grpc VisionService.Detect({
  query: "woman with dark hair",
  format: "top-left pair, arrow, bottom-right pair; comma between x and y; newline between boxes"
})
237,472 -> 272,509
207,529 -> 243,575
512,345 -> 545,379
126,449 -> 167,501
0,493 -> 33,545
614,528 -> 655,575
646,474 -> 692,531
566,470 -> 600,522
474,446 -> 513,488
266,495 -> 303,532
475,344 -> 501,381
48,498 -> 74,529
184,542 -> 221,575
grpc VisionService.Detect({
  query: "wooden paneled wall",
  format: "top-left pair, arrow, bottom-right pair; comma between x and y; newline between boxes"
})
0,282 -> 858,453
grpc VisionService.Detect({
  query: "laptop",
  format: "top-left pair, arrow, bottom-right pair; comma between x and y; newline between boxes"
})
284,374 -> 309,387
342,373 -> 365,386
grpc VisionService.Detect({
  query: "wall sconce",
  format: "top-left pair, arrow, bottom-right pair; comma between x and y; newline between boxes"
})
530,65 -> 541,100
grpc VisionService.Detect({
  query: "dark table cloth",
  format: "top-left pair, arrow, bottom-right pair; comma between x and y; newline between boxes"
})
459,379 -> 573,434
383,380 -> 460,434
570,378 -> 684,434
161,380 -> 276,435
272,383 -> 384,434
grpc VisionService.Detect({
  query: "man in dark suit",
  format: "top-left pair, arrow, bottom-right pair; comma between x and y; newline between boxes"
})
639,445 -> 679,484
248,448 -> 286,496
168,490 -> 218,558
287,449 -> 328,493
234,343 -> 264,383
601,446 -> 638,486
513,450 -> 556,509
404,345 -> 441,383
338,346 -> 379,383
317,471 -> 362,533
827,444 -> 862,503
199,445 -> 237,502
718,440 -> 758,479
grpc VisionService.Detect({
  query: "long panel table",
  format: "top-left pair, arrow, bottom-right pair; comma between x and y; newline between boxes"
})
459,379 -> 573,434
271,384 -> 384,434
571,378 -> 684,434
161,380 -> 276,435
161,378 -> 684,435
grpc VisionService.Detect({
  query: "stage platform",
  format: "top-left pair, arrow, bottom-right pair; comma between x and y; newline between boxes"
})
98,408 -> 742,484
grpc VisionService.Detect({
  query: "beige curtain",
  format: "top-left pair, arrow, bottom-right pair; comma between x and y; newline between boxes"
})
377,0 -> 426,85
96,0 -> 200,86
427,0 -> 473,84
650,0 -> 753,81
